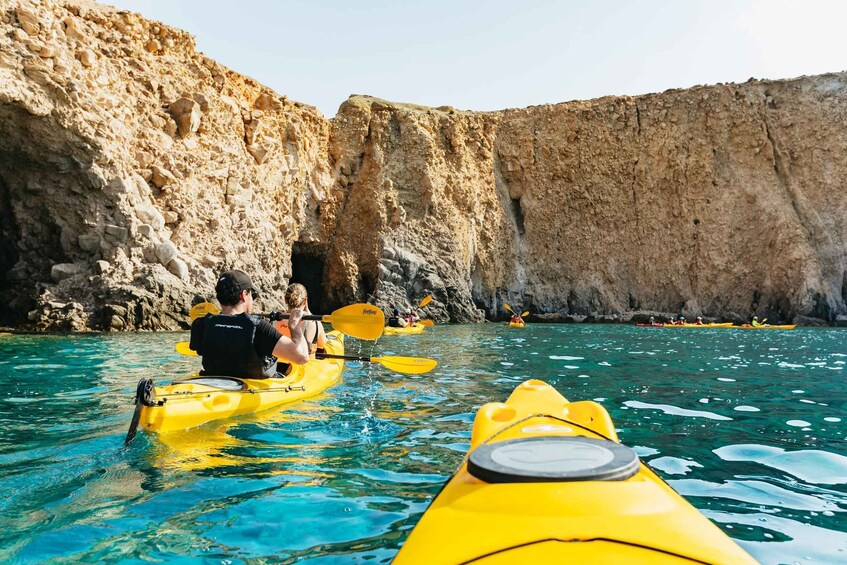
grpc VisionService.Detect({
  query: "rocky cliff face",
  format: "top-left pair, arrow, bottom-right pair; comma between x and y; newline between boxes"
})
1,0 -> 845,330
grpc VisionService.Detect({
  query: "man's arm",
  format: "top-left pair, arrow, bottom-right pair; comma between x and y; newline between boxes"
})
272,308 -> 310,364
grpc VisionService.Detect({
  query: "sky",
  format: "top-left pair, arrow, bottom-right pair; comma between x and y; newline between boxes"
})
107,0 -> 847,117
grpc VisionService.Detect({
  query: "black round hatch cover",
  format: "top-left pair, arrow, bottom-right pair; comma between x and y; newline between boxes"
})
467,436 -> 640,483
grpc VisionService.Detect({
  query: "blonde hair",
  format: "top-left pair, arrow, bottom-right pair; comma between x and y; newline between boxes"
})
284,283 -> 308,310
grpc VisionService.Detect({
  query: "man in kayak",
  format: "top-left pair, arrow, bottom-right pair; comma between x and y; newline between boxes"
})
751,316 -> 762,327
276,283 -> 326,354
695,316 -> 704,325
510,313 -> 524,325
388,308 -> 408,328
189,270 -> 310,378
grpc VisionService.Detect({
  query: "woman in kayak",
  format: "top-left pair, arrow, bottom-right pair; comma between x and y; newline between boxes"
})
278,283 -> 326,354
510,313 -> 524,325
189,270 -> 310,378
405,308 -> 420,326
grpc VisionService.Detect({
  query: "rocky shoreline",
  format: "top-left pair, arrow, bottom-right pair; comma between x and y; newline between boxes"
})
1,0 -> 846,331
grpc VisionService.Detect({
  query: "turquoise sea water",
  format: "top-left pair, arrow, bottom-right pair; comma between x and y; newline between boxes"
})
0,324 -> 845,564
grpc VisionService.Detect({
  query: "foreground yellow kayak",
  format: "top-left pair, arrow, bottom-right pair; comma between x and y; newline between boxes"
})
384,323 -> 425,335
508,321 -> 525,328
394,380 -> 757,564
129,331 -> 344,435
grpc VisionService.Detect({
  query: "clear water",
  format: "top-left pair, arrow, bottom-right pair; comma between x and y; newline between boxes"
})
1,325 -> 845,564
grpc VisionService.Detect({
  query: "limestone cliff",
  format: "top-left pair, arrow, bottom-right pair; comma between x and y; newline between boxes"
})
1,0 -> 845,330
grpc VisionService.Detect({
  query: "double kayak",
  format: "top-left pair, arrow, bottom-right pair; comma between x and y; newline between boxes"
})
129,331 -> 345,435
394,380 -> 756,564
384,323 -> 425,335
508,321 -> 525,328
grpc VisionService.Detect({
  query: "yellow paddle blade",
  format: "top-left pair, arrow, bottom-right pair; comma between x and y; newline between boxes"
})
175,341 -> 198,356
190,302 -> 220,322
503,303 -> 514,313
419,319 -> 435,326
373,355 -> 438,374
419,295 -> 433,308
323,303 -> 385,340
522,311 -> 529,317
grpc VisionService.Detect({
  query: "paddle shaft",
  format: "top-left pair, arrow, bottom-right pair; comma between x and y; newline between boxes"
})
261,312 -> 325,322
316,352 -> 376,363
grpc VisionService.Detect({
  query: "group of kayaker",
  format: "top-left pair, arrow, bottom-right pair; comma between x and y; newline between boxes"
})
387,307 -> 420,328
646,315 -> 766,326
651,315 -> 705,325
188,270 -> 321,379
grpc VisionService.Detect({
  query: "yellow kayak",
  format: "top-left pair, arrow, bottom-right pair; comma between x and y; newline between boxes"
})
384,323 -> 425,335
508,321 -> 525,328
735,324 -> 796,330
131,331 -> 344,434
662,322 -> 733,328
394,380 -> 757,564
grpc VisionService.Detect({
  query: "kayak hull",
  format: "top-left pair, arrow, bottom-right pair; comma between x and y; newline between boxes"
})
737,324 -> 796,329
138,331 -> 344,433
393,380 -> 757,564
508,321 -> 525,328
661,322 -> 733,328
384,324 -> 425,335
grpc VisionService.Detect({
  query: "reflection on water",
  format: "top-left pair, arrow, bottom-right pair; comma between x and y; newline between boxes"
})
0,325 -> 845,563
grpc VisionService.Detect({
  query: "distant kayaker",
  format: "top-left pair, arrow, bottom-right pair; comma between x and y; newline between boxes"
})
677,316 -> 686,326
189,270 -> 310,378
751,316 -> 761,327
405,308 -> 420,326
388,308 -> 408,328
649,316 -> 660,326
510,313 -> 524,324
695,316 -> 704,325
277,283 -> 326,355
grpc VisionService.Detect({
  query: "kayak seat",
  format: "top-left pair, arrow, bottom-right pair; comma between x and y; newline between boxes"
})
467,436 -> 640,483
171,376 -> 246,391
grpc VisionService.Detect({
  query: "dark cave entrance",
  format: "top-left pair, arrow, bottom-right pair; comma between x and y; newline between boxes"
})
290,242 -> 328,315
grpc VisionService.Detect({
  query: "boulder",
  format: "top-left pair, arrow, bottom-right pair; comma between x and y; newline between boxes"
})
78,233 -> 101,252
155,241 -> 178,265
167,257 -> 189,281
167,97 -> 201,138
51,262 -> 83,282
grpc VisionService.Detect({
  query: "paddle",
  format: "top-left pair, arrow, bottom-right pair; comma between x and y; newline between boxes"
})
175,341 -> 436,375
504,303 -> 529,323
412,294 -> 436,326
189,302 -> 385,340
190,302 -> 219,322
316,352 -> 437,374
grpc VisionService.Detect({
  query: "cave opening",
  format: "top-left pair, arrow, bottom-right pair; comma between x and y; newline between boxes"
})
290,242 -> 328,314
0,176 -> 17,284
511,197 -> 525,235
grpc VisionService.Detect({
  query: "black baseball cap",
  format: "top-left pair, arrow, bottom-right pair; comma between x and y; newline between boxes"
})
215,270 -> 259,299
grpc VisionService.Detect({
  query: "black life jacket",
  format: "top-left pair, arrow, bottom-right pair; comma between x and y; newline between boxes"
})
198,313 -> 277,378
388,316 -> 403,328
